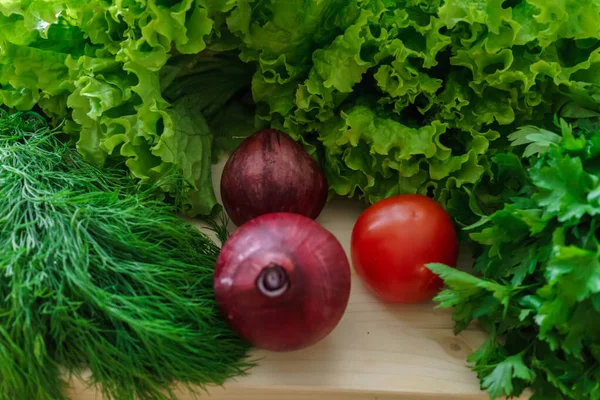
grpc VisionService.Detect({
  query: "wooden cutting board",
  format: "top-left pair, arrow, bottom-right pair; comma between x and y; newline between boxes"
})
66,159 -> 522,400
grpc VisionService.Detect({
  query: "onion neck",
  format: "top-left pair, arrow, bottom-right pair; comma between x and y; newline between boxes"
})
256,263 -> 290,298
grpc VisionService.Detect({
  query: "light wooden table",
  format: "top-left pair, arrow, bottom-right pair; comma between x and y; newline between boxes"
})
66,160 -> 517,400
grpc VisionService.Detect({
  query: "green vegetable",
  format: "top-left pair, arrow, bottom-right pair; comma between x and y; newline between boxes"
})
428,118 -> 600,399
2,1 -> 600,218
0,1 -> 256,216
227,0 -> 600,222
0,111 -> 252,400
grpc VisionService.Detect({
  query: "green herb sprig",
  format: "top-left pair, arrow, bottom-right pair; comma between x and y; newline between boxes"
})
0,111 -> 252,400
428,119 -> 600,399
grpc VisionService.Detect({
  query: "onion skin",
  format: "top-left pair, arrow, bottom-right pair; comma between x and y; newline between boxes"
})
220,129 -> 328,226
214,213 -> 351,352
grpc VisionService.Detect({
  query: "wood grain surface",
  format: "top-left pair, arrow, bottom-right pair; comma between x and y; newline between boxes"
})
65,160 -> 525,400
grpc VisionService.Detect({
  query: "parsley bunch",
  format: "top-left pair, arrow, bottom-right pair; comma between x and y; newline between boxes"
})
429,119 -> 600,399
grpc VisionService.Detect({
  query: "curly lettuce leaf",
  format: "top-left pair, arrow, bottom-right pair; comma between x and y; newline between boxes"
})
0,0 -> 252,216
2,0 -> 600,220
241,0 -> 600,221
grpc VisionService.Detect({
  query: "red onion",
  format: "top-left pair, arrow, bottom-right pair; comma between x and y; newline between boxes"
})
220,129 -> 328,226
214,213 -> 351,352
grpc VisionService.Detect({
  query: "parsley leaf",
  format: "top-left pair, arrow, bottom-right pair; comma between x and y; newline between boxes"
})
428,120 -> 600,400
482,354 -> 535,399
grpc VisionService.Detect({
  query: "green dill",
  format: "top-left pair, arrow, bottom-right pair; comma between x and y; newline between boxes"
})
0,111 -> 253,400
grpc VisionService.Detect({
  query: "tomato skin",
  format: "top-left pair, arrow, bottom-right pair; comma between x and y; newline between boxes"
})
351,194 -> 459,303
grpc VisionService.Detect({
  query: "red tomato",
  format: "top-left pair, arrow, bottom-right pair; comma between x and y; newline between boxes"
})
351,194 -> 458,303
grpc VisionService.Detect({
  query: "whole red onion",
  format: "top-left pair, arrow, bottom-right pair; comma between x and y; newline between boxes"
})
220,129 -> 328,226
214,213 -> 351,352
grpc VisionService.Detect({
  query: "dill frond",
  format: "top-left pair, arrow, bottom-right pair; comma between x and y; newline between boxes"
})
0,111 -> 253,400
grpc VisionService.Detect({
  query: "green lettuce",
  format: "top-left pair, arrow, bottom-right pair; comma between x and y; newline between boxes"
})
230,0 -> 600,221
0,0 -> 253,216
1,0 -> 600,217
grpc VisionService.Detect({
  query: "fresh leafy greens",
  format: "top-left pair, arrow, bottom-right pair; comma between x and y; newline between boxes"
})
1,0 -> 600,217
223,0 -> 600,221
0,111 -> 252,400
0,1 -> 256,216
1,1 -> 600,397
428,119 -> 600,399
